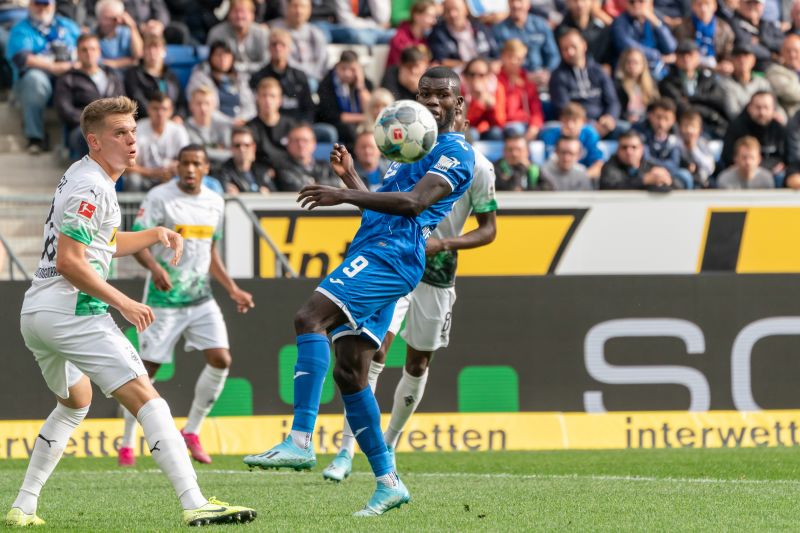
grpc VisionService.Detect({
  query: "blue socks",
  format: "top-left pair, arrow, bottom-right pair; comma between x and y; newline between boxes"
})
291,333 -> 330,433
343,386 -> 393,477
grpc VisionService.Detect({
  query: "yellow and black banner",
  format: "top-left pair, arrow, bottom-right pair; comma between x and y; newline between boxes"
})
255,209 -> 587,278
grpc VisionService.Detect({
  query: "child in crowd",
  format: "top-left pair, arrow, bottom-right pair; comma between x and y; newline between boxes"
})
539,102 -> 604,179
635,98 -> 694,188
717,136 -> 775,189
678,110 -> 715,188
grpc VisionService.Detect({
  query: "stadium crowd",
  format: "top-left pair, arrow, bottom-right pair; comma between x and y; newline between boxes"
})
2,0 -> 800,191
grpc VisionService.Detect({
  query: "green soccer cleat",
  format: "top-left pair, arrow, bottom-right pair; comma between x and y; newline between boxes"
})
322,449 -> 353,482
182,497 -> 256,527
243,436 -> 316,471
6,508 -> 45,527
353,478 -> 411,517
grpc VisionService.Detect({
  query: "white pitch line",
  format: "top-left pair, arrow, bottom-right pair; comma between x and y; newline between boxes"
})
60,469 -> 800,486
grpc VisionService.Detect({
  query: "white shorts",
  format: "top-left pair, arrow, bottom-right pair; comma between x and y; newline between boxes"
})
138,299 -> 229,364
389,282 -> 457,352
21,311 -> 147,399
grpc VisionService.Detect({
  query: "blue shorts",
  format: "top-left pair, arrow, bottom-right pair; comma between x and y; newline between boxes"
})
317,251 -> 413,348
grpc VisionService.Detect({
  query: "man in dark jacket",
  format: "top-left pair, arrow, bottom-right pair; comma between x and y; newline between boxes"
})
729,0 -> 784,71
381,45 -> 429,101
427,0 -> 498,71
316,50 -> 372,146
721,90 -> 786,173
247,76 -> 296,172
123,33 -> 183,117
218,127 -> 278,193
600,129 -> 684,190
658,40 -> 731,139
274,124 -> 341,191
549,29 -> 620,137
248,28 -> 315,123
54,34 -> 124,158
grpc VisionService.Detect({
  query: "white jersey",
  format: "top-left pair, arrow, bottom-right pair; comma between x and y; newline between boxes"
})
132,180 -> 224,308
22,156 -> 121,316
422,149 -> 497,288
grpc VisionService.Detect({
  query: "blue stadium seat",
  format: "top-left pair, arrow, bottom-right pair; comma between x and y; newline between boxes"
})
314,142 -> 334,161
529,141 -> 546,166
165,44 -> 202,90
0,8 -> 26,25
597,140 -> 617,162
474,140 -> 503,163
708,140 -> 723,162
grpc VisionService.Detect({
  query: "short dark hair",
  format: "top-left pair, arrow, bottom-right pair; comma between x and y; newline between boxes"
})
420,66 -> 462,93
618,129 -> 643,144
400,44 -> 430,66
750,90 -> 775,105
557,135 -> 580,147
504,131 -> 527,143
647,97 -> 677,115
339,50 -> 359,64
557,28 -> 585,44
679,109 -> 702,125
147,91 -> 170,104
178,144 -> 209,162
77,33 -> 99,46
231,126 -> 254,140
288,122 -> 315,136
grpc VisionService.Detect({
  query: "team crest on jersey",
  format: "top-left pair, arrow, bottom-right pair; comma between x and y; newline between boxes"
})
434,155 -> 459,173
77,201 -> 96,220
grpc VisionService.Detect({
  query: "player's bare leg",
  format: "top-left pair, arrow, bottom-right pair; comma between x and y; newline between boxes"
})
7,377 -> 92,527
119,361 -> 159,467
244,292 -> 346,470
181,348 -> 231,464
323,335 -> 390,482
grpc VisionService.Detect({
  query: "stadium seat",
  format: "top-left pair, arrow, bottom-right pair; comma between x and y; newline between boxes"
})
365,45 -> 389,87
708,140 -> 723,162
314,142 -> 334,162
529,141 -> 546,166
474,140 -> 503,163
597,140 -> 617,162
165,44 -> 203,90
0,8 -> 26,25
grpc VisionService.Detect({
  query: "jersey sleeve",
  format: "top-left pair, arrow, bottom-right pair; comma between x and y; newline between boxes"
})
60,183 -> 107,246
131,191 -> 164,232
424,138 -> 475,192
470,155 -> 498,214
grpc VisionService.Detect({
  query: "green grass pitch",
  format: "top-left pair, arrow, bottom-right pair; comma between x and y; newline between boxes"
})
2,448 -> 800,531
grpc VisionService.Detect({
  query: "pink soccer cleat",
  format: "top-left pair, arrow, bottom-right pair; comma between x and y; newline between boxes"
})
118,446 -> 136,467
181,430 -> 212,464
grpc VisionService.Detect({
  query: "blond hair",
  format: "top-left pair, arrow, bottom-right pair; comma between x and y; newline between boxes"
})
80,96 -> 138,138
190,85 -> 215,99
615,48 -> 660,106
229,0 -> 255,12
256,76 -> 282,94
269,27 -> 292,45
502,39 -> 528,57
735,135 -> 761,156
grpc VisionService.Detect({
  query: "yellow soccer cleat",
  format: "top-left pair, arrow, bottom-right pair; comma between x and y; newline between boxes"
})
6,508 -> 45,527
182,497 -> 257,527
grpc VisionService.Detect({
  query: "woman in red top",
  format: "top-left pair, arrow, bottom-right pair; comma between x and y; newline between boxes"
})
463,57 -> 506,140
386,0 -> 438,67
496,39 -> 544,141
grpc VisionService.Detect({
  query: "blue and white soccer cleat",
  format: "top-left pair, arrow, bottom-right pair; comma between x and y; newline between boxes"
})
353,478 -> 411,516
322,449 -> 353,482
243,437 -> 316,471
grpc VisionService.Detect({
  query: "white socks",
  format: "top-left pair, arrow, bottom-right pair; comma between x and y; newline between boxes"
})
384,368 -> 429,448
290,430 -> 312,450
340,361 -> 384,457
137,398 -> 206,510
13,402 -> 89,514
121,406 -> 137,449
376,471 -> 400,488
184,365 -> 228,435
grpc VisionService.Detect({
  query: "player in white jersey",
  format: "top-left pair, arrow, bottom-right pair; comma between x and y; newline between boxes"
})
7,97 -> 256,528
118,144 -> 255,467
322,106 -> 497,481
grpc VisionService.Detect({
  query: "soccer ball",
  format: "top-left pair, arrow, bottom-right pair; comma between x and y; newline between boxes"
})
373,100 -> 438,164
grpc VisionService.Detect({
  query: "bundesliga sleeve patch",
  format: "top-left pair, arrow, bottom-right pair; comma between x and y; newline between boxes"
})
434,155 -> 459,173
77,201 -> 97,220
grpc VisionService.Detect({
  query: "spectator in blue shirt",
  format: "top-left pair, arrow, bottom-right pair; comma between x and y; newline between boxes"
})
539,101 -> 605,179
94,0 -> 143,71
610,0 -> 677,80
494,0 -> 560,88
5,0 -> 80,153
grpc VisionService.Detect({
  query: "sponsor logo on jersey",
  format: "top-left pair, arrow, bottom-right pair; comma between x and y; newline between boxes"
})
174,225 -> 215,240
434,155 -> 459,173
77,201 -> 96,220
109,228 -> 118,246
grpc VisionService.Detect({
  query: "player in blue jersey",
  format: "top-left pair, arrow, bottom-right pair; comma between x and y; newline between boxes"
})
243,67 -> 475,516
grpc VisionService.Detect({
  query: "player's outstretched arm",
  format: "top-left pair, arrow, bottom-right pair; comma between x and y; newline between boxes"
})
298,173 -> 452,217
209,242 -> 254,313
427,211 -> 497,254
330,144 -> 369,193
56,234 -> 155,332
115,227 -> 183,264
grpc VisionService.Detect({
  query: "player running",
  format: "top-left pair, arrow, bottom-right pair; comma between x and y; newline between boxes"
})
322,106 -> 497,481
118,144 -> 255,467
7,97 -> 256,528
243,67 -> 475,516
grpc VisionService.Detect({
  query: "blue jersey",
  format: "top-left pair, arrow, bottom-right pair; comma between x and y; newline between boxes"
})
347,131 -> 475,286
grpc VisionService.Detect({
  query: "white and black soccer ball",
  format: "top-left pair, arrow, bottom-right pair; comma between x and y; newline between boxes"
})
373,100 -> 438,164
